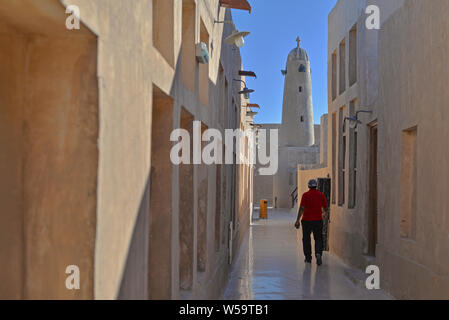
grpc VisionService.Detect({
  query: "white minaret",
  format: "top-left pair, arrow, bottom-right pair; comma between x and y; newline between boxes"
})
273,37 -> 317,208
279,37 -> 315,147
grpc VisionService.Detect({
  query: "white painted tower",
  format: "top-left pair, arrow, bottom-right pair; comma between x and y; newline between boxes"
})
279,37 -> 315,147
272,37 -> 320,208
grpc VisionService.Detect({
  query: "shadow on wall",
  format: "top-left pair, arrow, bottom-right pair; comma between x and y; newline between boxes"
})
116,5 -> 244,300
117,177 -> 152,300
0,0 -> 244,300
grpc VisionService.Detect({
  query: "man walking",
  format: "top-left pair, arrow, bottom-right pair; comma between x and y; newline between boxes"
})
295,179 -> 329,266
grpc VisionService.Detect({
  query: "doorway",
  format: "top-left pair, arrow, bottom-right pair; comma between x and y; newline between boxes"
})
368,124 -> 378,256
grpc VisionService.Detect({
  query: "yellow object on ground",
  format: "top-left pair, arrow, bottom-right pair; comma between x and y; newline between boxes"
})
259,199 -> 268,219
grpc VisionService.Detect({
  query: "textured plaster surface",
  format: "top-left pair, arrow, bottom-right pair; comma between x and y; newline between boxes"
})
0,0 -> 252,300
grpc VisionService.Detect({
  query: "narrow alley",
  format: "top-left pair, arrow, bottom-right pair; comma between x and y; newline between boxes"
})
1,0 -> 449,303
223,209 -> 391,300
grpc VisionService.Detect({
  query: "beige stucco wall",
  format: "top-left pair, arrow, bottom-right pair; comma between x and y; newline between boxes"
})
67,0 -> 250,300
375,0 -> 449,299
25,35 -> 98,300
69,0 -> 251,300
0,0 -> 252,300
58,0 -> 156,300
326,0 -> 408,271
325,0 -> 449,299
0,0 -> 98,299
0,21 -> 26,300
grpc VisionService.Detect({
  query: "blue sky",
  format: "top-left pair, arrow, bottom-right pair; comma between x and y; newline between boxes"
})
232,0 -> 337,124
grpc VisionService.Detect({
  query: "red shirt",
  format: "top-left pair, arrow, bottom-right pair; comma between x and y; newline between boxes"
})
300,189 -> 328,221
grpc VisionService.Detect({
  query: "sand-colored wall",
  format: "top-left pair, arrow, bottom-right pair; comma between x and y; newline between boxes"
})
327,0 -> 374,268
326,0 -> 408,271
0,0 -> 252,300
24,35 -> 98,300
0,22 -> 26,300
63,0 -> 250,300
0,0 -> 98,299
375,0 -> 449,299
326,0 -> 449,299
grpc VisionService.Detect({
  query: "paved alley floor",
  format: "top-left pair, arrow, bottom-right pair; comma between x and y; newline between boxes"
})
223,209 -> 392,300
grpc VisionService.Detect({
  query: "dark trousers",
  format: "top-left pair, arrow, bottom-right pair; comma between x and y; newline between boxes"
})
302,220 -> 323,259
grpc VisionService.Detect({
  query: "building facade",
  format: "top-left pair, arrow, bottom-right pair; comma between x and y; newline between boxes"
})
299,0 -> 449,299
0,0 -> 253,300
375,0 -> 449,299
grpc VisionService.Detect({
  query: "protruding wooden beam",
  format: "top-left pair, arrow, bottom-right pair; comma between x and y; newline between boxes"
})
239,70 -> 257,78
220,0 -> 251,13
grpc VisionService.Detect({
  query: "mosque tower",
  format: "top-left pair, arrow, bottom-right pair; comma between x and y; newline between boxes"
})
273,37 -> 319,209
279,37 -> 315,147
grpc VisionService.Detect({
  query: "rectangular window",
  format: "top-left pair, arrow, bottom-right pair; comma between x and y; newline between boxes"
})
342,135 -> 346,205
199,19 -> 209,106
234,105 -> 238,128
349,24 -> 357,86
153,0 -> 174,67
215,163 -> 222,251
181,0 -> 196,93
223,78 -> 229,127
350,132 -> 358,208
332,112 -> 337,204
231,152 -> 237,231
332,51 -> 337,101
197,123 -> 208,273
400,126 -> 418,239
179,107 -> 194,291
348,100 -> 357,208
218,65 -> 224,125
339,39 -> 346,95
338,106 -> 346,206
368,125 -> 378,256
221,144 -> 227,246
